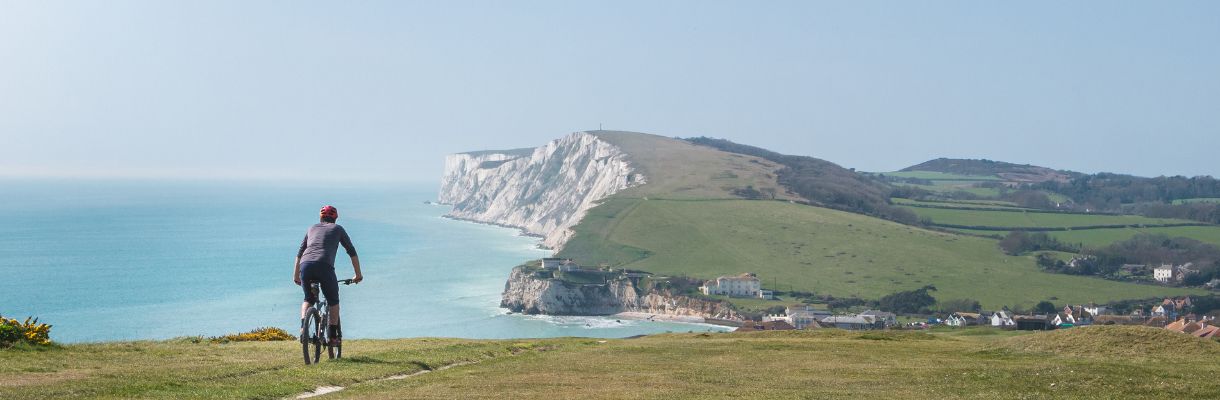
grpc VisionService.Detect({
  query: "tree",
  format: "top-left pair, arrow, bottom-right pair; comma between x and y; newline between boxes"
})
1034,301 -> 1057,315
937,298 -> 981,313
878,285 -> 938,314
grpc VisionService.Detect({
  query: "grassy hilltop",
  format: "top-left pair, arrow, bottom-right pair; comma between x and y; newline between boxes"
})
4,327 -> 1219,399
556,132 -> 1204,310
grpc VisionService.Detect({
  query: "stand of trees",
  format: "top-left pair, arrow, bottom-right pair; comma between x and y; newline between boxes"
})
1033,173 -> 1220,223
878,285 -> 937,314
1037,233 -> 1220,283
998,231 -> 1078,255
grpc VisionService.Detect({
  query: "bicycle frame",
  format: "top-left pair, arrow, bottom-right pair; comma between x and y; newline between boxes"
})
301,279 -> 354,365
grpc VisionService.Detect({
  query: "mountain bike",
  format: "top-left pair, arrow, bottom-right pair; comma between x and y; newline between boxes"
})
301,278 -> 355,365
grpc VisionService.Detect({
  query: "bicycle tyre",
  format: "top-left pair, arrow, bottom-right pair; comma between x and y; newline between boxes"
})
301,310 -> 322,365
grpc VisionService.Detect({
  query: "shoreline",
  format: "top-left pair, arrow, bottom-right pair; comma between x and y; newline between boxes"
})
612,311 -> 706,324
438,212 -> 553,251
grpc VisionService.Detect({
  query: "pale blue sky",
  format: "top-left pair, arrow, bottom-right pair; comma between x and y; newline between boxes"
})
2,1 -> 1217,182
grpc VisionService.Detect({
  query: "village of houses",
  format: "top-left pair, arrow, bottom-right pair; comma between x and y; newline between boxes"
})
701,270 -> 1219,338
534,257 -> 1219,339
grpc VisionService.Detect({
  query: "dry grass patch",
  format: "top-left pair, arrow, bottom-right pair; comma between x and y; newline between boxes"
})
999,325 -> 1220,359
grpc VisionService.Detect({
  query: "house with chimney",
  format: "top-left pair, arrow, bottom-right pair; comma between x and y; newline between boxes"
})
700,273 -> 765,298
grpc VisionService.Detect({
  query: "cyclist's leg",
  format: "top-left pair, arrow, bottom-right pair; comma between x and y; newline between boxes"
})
319,266 -> 341,338
299,262 -> 324,339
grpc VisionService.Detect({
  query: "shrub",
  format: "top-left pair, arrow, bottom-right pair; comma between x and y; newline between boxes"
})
0,315 -> 52,347
212,327 -> 295,343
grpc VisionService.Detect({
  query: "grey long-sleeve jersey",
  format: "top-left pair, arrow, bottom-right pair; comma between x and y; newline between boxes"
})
297,222 -> 357,268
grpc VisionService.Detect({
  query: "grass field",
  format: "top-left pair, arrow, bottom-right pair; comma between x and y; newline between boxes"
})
558,199 -> 1199,309
4,327 -> 1219,399
878,171 -> 1000,180
1173,198 -> 1220,204
1047,225 -> 1220,249
591,131 -> 797,200
891,197 -> 1030,210
899,206 -> 1193,229
895,182 -> 1003,197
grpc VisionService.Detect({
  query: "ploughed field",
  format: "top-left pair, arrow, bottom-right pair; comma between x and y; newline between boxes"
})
557,199 -> 1200,310
3,326 -> 1218,399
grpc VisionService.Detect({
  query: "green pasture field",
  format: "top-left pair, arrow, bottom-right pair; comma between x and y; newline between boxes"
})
878,170 -> 1001,180
1174,198 -> 1220,204
1047,225 -> 1220,249
5,327 -> 1219,399
592,131 -> 797,200
891,198 -> 1030,210
895,182 -> 1003,198
558,199 -> 1199,309
899,206 -> 1193,229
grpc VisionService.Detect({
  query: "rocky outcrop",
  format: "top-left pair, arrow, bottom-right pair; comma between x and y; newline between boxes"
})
499,266 -> 742,321
439,132 -> 645,250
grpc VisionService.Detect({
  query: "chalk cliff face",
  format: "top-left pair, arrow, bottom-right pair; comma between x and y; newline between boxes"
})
439,132 -> 644,250
499,267 -> 741,321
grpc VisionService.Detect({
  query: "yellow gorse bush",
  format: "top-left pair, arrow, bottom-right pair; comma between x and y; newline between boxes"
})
0,314 -> 52,347
212,327 -> 295,343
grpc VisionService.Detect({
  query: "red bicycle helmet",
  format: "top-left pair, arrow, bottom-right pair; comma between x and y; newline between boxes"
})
320,205 -> 339,220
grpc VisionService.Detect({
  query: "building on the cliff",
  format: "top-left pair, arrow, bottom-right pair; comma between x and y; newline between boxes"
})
541,258 -> 564,269
540,257 -> 579,272
820,315 -> 876,330
769,306 -> 832,329
700,273 -> 763,298
735,320 -> 795,332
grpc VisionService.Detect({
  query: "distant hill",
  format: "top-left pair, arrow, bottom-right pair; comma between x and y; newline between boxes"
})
550,133 -> 1200,310
684,136 -> 916,224
902,158 -> 1078,183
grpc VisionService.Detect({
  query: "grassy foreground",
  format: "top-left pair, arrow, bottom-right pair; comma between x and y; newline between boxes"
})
3,327 -> 1219,399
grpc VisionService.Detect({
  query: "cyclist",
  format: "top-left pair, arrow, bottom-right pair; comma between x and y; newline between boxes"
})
294,205 -> 362,345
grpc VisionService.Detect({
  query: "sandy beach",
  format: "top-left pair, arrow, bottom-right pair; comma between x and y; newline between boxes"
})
613,312 -> 707,324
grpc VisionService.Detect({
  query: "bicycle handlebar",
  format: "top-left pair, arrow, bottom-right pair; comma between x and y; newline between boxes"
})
339,279 -> 356,285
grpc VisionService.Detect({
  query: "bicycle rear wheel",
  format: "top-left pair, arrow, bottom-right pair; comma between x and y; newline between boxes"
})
301,310 -> 322,365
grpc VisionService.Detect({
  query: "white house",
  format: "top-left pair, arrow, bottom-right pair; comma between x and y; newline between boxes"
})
990,310 -> 1015,327
946,312 -> 981,327
1083,304 -> 1109,316
1154,264 -> 1176,283
1051,313 -> 1077,326
541,257 -> 564,269
777,307 -> 833,329
1155,263 -> 1197,283
700,273 -> 762,297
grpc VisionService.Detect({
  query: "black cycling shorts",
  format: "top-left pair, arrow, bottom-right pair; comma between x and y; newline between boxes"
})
300,261 -> 340,305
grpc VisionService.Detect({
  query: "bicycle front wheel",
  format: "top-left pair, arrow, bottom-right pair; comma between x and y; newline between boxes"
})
301,310 -> 322,365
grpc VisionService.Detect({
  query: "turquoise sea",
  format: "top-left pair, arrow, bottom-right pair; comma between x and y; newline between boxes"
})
0,179 -> 725,343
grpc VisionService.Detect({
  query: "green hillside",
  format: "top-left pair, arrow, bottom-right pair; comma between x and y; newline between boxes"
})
5,328 -> 1219,399
900,206 -> 1194,229
558,198 -> 1200,309
900,158 -> 1077,182
1047,225 -> 1220,249
547,132 -> 1206,309
591,131 -> 795,200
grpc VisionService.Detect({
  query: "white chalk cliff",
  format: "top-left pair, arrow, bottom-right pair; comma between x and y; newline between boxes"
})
500,266 -> 742,320
438,132 -> 645,250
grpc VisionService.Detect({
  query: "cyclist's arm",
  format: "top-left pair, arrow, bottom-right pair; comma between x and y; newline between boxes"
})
350,255 -> 363,283
294,234 -> 308,285
340,228 -> 362,283
293,256 -> 302,285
